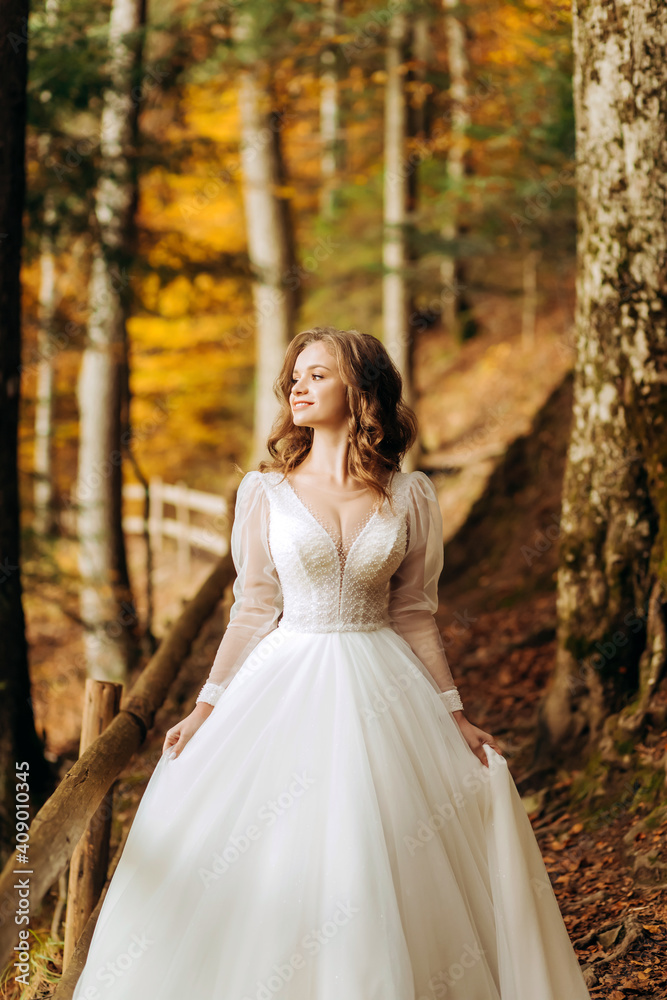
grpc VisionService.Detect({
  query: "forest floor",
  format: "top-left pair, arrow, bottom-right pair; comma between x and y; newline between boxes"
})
436,584 -> 667,1000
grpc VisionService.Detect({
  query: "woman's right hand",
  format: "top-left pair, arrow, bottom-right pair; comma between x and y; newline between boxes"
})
162,703 -> 214,760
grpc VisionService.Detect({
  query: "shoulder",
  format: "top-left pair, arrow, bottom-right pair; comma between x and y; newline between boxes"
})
237,469 -> 262,488
396,473 -> 441,532
392,469 -> 438,502
236,469 -> 284,499
235,469 -> 268,503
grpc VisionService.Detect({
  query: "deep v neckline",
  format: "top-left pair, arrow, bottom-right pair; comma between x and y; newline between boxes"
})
282,475 -> 388,564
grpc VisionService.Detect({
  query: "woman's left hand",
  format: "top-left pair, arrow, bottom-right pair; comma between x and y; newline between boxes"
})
453,713 -> 504,767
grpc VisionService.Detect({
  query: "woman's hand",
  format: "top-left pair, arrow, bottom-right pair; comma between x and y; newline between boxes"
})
452,712 -> 504,768
162,702 -> 214,760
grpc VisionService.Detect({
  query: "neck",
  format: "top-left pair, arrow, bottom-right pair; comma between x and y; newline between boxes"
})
298,426 -> 354,487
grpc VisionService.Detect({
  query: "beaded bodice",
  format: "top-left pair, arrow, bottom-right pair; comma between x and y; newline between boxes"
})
261,469 -> 410,632
195,466 -> 462,707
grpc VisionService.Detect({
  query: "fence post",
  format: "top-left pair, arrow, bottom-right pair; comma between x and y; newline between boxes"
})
62,680 -> 122,971
149,476 -> 163,554
176,480 -> 191,577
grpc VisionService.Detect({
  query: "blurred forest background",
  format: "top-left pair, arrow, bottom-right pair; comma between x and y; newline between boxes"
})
1,0 -> 667,996
19,0 -> 577,755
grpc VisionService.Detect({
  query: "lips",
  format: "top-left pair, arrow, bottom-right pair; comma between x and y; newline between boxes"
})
292,402 -> 313,410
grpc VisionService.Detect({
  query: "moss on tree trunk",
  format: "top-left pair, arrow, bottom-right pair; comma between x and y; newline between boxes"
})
539,0 -> 667,758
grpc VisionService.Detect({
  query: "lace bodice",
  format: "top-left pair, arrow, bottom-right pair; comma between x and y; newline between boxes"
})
196,468 -> 461,707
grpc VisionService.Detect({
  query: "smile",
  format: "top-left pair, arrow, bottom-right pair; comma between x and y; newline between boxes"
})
292,402 -> 313,409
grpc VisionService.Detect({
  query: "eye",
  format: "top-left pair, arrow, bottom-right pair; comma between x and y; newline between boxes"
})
291,373 -> 323,382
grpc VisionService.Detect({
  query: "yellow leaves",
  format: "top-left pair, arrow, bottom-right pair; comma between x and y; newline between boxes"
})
523,0 -> 571,30
194,273 -> 215,293
127,313 -> 254,475
125,76 -> 259,476
472,0 -> 570,78
158,276 -> 189,319
183,82 -> 239,143
140,160 -> 246,253
500,4 -> 529,35
406,80 -> 434,105
129,303 -> 245,354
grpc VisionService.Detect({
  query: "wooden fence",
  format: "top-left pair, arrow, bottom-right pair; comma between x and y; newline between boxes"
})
122,478 -> 229,575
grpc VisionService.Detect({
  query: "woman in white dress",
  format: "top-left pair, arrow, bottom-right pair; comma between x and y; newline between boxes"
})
71,327 -> 591,1000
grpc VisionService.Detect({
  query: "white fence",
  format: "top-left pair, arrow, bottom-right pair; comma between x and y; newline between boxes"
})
122,478 -> 229,575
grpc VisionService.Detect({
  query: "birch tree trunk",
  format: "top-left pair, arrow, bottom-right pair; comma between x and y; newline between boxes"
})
33,0 -> 61,539
440,0 -> 471,340
382,11 -> 411,400
319,0 -> 342,218
0,0 -> 53,860
34,180 -> 57,536
75,0 -> 145,682
234,13 -> 297,463
406,15 -> 431,213
538,0 -> 667,757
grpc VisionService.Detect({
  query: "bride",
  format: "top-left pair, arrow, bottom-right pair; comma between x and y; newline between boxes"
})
71,326 -> 591,1000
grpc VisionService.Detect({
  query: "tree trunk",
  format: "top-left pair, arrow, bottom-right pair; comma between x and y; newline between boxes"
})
440,0 -> 472,341
0,0 -> 53,862
406,16 -> 432,213
33,1 -> 61,538
382,11 -> 412,398
538,0 -> 667,759
521,248 -> 540,350
234,13 -> 297,463
319,0 -> 343,218
75,0 -> 145,682
403,15 -> 433,472
34,180 -> 58,536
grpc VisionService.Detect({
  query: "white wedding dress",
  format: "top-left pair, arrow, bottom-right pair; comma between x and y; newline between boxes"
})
71,469 -> 591,1000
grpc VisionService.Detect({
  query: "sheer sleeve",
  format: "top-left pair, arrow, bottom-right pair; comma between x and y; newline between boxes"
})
388,471 -> 464,714
195,471 -> 282,706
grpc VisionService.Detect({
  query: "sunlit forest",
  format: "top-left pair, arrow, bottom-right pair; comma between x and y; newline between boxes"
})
1,0 -> 666,997
19,0 -> 577,745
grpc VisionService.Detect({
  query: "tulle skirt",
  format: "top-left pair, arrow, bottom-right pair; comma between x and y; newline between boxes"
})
71,624 -> 591,1000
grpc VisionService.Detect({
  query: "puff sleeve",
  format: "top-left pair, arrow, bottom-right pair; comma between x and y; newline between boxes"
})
388,471 -> 464,714
195,471 -> 283,706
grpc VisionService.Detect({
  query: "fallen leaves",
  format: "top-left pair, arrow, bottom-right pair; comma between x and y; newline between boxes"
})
438,572 -> 667,999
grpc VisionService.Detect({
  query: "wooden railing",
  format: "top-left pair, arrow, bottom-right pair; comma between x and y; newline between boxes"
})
122,478 -> 229,574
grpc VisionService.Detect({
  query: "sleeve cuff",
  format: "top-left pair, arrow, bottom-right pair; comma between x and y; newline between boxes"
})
196,682 -> 225,707
438,687 -> 464,713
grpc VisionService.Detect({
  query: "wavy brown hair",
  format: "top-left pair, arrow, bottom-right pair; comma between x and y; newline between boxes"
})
257,326 -> 418,507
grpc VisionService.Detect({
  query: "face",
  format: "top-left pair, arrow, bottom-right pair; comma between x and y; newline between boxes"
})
289,341 -> 349,429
